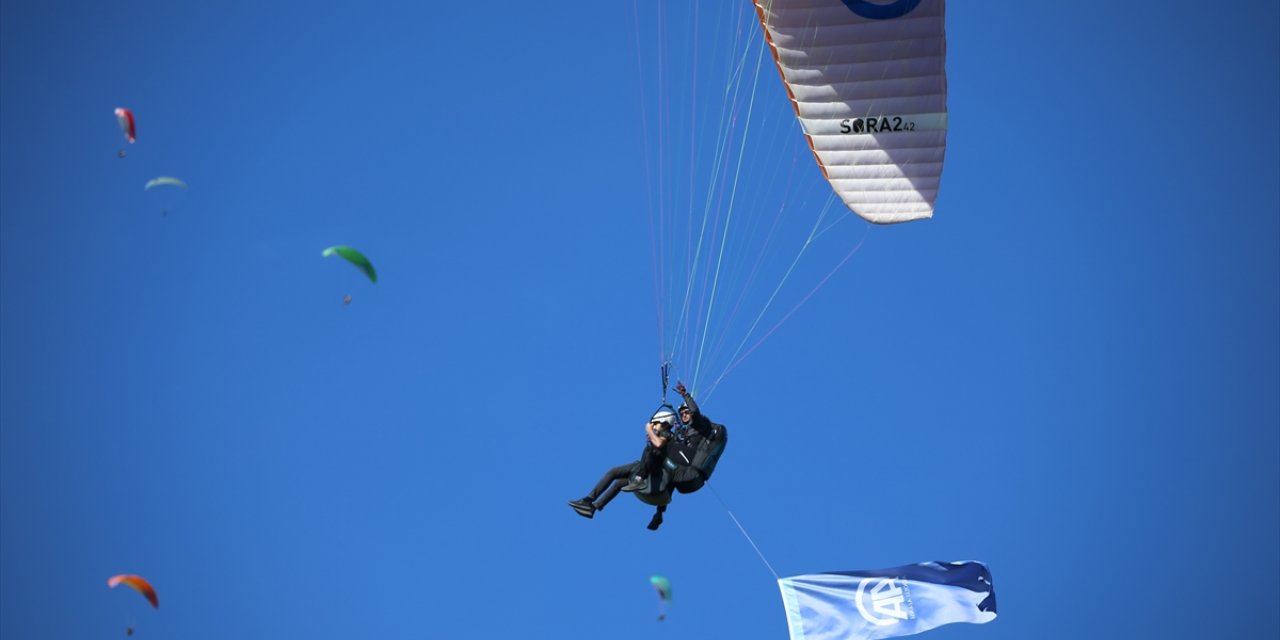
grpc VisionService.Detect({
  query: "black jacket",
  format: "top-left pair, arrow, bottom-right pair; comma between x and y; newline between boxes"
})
671,392 -> 719,465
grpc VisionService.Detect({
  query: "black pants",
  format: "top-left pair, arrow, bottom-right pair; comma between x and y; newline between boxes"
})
587,462 -> 640,509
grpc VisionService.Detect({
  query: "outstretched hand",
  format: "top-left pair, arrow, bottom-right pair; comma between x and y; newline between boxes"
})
675,381 -> 688,396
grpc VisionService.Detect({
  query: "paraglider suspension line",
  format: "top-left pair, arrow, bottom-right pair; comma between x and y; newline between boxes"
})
706,481 -> 778,580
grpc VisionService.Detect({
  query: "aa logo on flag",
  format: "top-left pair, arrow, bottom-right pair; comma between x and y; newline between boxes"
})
855,578 -> 915,626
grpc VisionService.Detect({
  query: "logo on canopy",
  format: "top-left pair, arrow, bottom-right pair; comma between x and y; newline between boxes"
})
842,0 -> 922,20
855,578 -> 914,626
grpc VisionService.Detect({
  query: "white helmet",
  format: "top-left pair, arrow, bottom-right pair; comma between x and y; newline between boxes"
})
651,409 -> 677,426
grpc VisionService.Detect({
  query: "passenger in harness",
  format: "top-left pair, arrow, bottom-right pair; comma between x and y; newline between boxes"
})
568,410 -> 676,527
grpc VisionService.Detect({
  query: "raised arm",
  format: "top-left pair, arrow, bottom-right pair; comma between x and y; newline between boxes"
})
675,381 -> 714,438
675,381 -> 701,417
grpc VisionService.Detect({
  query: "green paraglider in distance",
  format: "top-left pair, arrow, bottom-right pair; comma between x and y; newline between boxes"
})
322,246 -> 377,283
143,177 -> 188,190
650,575 -> 672,621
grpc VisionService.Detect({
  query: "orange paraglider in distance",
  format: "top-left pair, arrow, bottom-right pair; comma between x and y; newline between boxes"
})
107,574 -> 158,608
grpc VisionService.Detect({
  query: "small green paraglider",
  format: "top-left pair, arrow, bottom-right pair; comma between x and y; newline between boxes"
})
143,177 -> 188,216
322,246 -> 377,283
650,575 -> 672,621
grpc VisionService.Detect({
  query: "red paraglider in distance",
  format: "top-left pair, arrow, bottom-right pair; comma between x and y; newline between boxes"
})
114,108 -> 136,143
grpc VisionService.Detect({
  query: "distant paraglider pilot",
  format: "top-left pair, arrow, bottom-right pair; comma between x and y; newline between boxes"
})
107,574 -> 157,636
114,107 -> 135,159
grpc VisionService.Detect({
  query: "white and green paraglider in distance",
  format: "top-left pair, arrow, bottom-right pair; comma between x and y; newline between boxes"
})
322,245 -> 376,304
144,177 -> 188,191
143,177 -> 188,215
322,246 -> 377,283
650,575 -> 672,621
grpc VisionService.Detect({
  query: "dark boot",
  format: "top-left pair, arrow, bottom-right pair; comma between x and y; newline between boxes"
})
568,498 -> 596,519
647,508 -> 664,531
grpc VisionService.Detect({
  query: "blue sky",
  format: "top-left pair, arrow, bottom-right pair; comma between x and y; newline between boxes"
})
2,1 -> 1277,638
